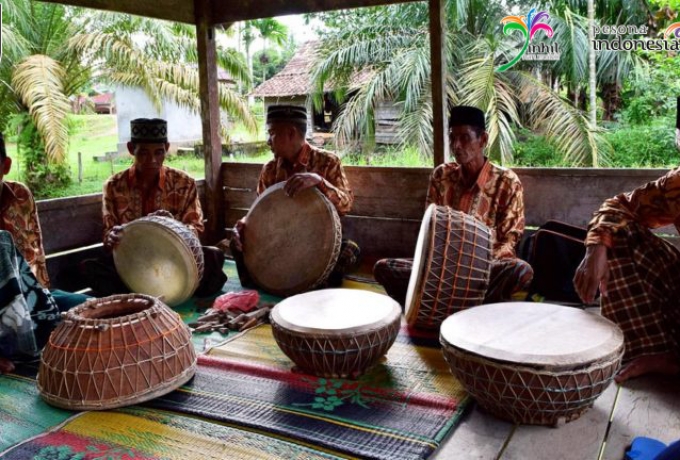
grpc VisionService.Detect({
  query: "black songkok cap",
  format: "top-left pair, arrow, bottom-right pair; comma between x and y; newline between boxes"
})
449,106 -> 486,131
130,118 -> 168,143
266,105 -> 307,124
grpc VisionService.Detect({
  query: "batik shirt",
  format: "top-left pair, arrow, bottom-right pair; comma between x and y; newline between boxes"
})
103,166 -> 204,243
586,167 -> 680,248
257,142 -> 354,216
427,159 -> 525,259
0,181 -> 49,287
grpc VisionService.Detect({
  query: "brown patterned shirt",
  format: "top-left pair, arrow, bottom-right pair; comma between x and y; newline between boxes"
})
257,142 -> 354,216
0,181 -> 49,286
103,166 -> 204,244
586,167 -> 680,247
427,159 -> 525,259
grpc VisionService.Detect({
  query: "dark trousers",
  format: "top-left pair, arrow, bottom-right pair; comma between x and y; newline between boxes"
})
80,246 -> 227,298
373,257 -> 534,306
230,239 -> 361,290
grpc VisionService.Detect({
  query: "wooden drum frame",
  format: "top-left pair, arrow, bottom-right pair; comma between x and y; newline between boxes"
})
270,289 -> 401,378
440,302 -> 624,426
38,294 -> 197,410
405,205 -> 492,329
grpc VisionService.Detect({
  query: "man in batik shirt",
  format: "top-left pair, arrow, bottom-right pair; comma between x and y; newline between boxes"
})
83,118 -> 226,296
573,98 -> 680,383
0,134 -> 49,287
374,106 -> 533,305
0,133 -> 60,374
231,105 -> 358,287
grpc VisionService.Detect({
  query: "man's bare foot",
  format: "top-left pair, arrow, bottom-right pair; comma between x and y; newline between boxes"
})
0,357 -> 15,374
615,353 -> 680,383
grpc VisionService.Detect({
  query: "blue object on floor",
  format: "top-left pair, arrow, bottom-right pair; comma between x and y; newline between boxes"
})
625,437 -> 668,460
655,440 -> 680,460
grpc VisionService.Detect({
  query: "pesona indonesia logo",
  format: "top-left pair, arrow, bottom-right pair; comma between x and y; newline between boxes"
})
664,22 -> 680,40
591,22 -> 680,51
497,9 -> 559,72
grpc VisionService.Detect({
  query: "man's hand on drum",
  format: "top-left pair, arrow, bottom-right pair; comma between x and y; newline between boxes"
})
105,225 -> 125,251
0,356 -> 15,375
232,219 -> 246,252
573,244 -> 609,305
284,173 -> 324,197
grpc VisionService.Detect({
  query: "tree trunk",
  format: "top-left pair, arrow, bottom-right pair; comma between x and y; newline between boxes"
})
601,83 -> 622,121
588,0 -> 598,166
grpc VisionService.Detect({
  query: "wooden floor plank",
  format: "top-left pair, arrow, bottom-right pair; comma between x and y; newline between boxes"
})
602,376 -> 680,460
500,383 -> 619,460
434,404 -> 514,460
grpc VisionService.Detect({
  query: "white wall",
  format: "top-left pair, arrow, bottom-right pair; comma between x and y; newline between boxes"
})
115,86 -> 203,154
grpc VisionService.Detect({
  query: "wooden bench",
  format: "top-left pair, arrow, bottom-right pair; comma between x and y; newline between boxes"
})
221,163 -> 677,263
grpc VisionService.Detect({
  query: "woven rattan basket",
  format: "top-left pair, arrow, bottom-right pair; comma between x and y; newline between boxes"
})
37,294 -> 196,410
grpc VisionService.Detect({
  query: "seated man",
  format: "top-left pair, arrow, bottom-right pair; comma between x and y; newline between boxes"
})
374,106 -> 533,305
0,133 -> 61,374
83,118 -> 226,297
231,105 -> 359,287
573,98 -> 680,382
0,133 -> 49,287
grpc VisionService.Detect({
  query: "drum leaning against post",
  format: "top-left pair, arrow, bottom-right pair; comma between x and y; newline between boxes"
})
405,205 -> 492,329
243,182 -> 342,297
270,289 -> 402,378
113,215 -> 204,306
38,294 -> 197,411
440,302 -> 624,426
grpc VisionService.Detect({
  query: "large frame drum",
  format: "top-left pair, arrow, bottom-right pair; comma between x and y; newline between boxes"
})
38,294 -> 197,410
270,289 -> 401,378
243,182 -> 342,297
440,302 -> 624,425
405,205 -> 492,329
113,215 -> 204,306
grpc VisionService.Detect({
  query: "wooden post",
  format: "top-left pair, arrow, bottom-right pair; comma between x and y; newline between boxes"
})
195,0 -> 229,244
429,0 -> 448,166
78,151 -> 83,184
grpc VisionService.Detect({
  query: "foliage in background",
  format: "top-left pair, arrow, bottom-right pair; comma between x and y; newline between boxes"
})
0,1 -> 257,191
252,48 -> 294,87
620,53 -> 680,124
308,1 -> 608,166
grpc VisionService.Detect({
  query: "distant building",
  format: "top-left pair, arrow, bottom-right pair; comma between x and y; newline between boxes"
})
250,41 -> 399,145
114,69 -> 235,155
71,92 -> 116,115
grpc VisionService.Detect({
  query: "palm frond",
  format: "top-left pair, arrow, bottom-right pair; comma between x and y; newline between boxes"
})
11,55 -> 70,163
510,71 -> 612,166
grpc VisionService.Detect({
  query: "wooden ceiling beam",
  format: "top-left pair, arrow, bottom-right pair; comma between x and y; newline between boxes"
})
209,0 -> 416,24
39,0 -> 195,23
40,0 -> 420,25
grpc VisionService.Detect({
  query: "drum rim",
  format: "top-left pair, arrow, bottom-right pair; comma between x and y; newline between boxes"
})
243,182 -> 342,297
271,290 -> 402,335
113,218 -> 200,306
404,204 -> 435,322
440,302 -> 625,369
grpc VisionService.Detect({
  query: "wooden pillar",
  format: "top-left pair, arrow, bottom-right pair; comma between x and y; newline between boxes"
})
429,0 -> 448,166
195,0 -> 224,243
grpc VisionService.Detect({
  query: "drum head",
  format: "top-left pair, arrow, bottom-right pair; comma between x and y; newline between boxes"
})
271,289 -> 401,335
113,219 -> 199,306
243,182 -> 341,297
440,302 -> 624,370
404,204 -> 434,320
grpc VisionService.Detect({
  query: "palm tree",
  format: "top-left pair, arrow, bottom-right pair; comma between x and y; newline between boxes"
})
1,1 -> 256,191
309,1 -> 610,166
250,19 -> 289,85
